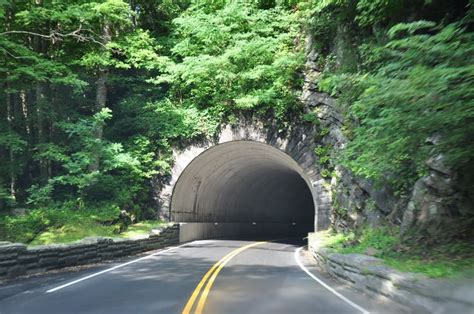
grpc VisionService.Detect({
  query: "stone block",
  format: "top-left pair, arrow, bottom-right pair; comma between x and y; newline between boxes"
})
328,252 -> 382,270
98,252 -> 114,260
364,274 -> 394,297
342,264 -> 360,274
39,257 -> 58,267
87,258 -> 101,264
344,270 -> 367,287
0,259 -> 17,266
390,288 -> 438,313
0,253 -> 18,261
82,250 -> 98,259
0,266 -> 8,275
58,256 -> 79,267
365,264 -> 425,284
0,243 -> 27,253
24,262 -> 40,270
7,265 -> 26,278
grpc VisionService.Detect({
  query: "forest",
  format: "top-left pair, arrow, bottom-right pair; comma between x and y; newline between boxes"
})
0,0 -> 472,273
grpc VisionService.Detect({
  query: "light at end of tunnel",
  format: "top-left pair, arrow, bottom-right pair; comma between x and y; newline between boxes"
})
292,222 -> 296,226
214,222 -> 218,226
252,222 -> 256,225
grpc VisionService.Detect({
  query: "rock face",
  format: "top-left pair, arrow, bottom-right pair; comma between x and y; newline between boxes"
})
301,37 -> 399,232
400,153 -> 471,239
301,36 -> 470,236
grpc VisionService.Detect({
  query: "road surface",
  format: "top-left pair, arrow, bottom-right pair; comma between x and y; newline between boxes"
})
0,239 -> 410,313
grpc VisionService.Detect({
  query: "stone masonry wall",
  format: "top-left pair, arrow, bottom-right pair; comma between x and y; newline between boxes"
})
308,233 -> 474,313
152,116 -> 333,231
0,224 -> 179,280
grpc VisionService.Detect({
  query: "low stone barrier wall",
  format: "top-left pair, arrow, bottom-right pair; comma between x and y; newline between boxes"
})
308,232 -> 474,314
0,224 -> 179,280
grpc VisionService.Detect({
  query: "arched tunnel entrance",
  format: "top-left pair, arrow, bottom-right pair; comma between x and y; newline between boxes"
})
170,141 -> 316,241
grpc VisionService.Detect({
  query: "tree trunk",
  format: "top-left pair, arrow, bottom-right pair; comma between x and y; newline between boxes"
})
89,23 -> 111,172
33,0 -> 50,184
6,81 -> 16,200
95,72 -> 107,138
4,7 -> 15,200
20,89 -> 31,139
36,82 -> 48,184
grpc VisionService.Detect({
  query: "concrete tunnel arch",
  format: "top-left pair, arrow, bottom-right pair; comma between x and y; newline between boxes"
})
170,141 -> 317,239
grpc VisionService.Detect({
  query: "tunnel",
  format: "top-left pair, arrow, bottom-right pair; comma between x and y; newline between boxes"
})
170,141 -> 316,241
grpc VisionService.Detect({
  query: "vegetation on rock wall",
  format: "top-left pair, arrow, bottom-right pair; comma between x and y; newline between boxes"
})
307,0 -> 473,193
306,0 -> 474,247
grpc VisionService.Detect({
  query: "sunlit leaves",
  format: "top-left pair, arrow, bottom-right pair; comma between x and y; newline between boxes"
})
327,21 -> 474,190
159,2 -> 304,119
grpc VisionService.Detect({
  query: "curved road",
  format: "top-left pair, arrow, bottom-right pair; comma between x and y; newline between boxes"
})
0,239 -> 409,314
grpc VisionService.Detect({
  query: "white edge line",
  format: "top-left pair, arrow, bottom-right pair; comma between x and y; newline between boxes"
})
46,243 -> 189,293
294,246 -> 370,314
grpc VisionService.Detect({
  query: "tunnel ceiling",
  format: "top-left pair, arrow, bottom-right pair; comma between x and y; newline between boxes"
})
170,141 -> 315,223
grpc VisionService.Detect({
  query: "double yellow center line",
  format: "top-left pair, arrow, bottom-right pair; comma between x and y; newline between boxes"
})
182,241 -> 266,314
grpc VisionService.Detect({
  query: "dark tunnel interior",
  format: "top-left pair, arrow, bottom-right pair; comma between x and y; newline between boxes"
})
170,141 -> 316,239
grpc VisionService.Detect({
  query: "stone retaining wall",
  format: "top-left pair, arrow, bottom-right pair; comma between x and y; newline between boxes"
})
0,224 -> 179,280
308,233 -> 474,313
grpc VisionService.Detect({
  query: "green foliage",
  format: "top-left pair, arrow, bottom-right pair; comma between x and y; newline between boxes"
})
355,0 -> 416,27
316,227 -> 398,254
386,20 -> 436,38
0,204 -> 164,245
119,220 -> 165,239
308,0 -> 473,193
0,183 -> 13,209
302,112 -> 320,124
332,21 -> 474,191
340,226 -> 399,254
320,168 -> 333,179
319,127 -> 330,136
315,144 -> 334,178
156,2 -> 305,120
0,204 -> 121,244
334,205 -> 347,216
314,145 -> 328,157
147,100 -> 219,140
311,0 -> 352,13
0,132 -> 27,153
110,97 -> 220,176
29,220 -> 118,246
109,31 -> 169,71
1,0 -> 472,251
5,1 -> 304,233
384,254 -> 474,278
29,219 -> 165,245
317,227 -> 474,278
26,108 -> 151,209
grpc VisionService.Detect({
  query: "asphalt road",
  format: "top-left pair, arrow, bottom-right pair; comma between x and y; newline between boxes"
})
0,239 -> 410,314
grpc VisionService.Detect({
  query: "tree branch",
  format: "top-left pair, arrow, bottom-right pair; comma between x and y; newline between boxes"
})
0,25 -> 107,48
